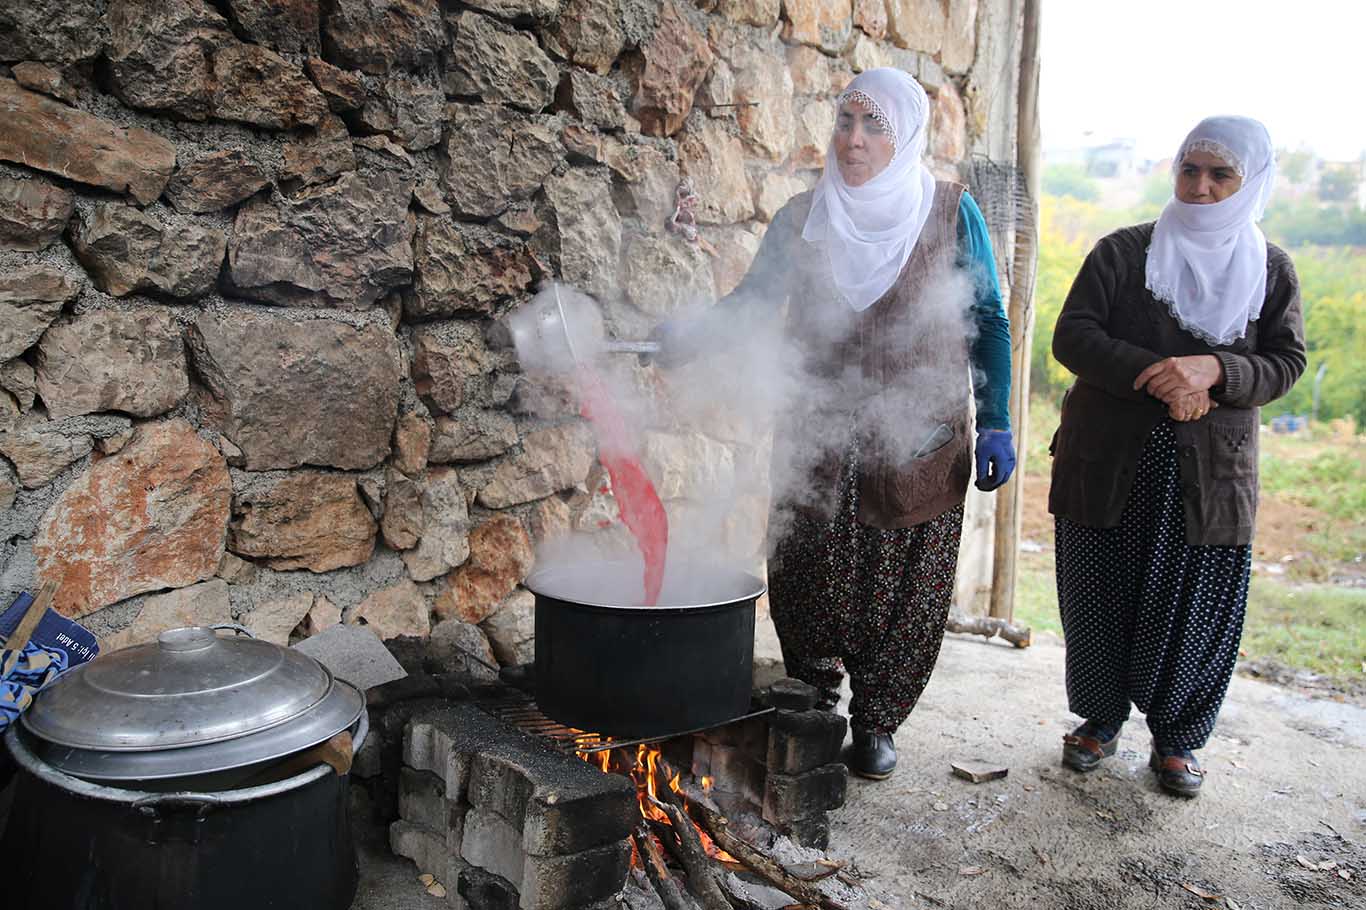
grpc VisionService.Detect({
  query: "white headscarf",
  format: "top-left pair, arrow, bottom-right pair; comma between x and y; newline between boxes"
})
1146,116 -> 1277,346
801,68 -> 937,312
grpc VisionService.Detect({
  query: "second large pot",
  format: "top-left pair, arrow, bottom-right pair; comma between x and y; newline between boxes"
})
528,562 -> 765,738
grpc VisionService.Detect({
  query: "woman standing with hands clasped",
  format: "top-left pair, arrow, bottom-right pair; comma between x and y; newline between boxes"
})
1049,117 -> 1305,797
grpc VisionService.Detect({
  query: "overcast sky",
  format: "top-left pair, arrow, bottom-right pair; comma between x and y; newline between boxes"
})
1039,0 -> 1365,162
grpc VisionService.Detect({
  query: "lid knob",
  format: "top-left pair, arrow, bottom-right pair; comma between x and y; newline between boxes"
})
157,627 -> 219,653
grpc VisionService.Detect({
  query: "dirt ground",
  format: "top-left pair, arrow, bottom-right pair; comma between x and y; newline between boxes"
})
752,623 -> 1366,910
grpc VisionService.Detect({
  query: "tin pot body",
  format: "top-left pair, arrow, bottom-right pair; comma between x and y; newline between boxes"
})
1,720 -> 362,910
529,564 -> 764,738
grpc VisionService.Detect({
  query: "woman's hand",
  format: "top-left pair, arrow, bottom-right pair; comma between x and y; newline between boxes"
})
1166,390 -> 1218,422
1133,354 -> 1224,404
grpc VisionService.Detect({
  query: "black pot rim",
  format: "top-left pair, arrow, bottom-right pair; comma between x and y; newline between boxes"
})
525,565 -> 766,612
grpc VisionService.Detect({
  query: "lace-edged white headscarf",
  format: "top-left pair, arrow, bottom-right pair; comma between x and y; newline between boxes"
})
1146,116 -> 1277,345
801,68 -> 937,312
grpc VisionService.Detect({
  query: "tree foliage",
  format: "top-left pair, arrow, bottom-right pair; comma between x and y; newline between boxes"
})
1031,193 -> 1366,426
1041,163 -> 1099,201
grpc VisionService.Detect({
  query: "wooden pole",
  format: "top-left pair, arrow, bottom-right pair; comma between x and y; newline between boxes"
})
989,0 -> 1042,621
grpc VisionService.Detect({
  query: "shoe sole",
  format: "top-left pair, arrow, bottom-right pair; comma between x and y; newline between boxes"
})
852,766 -> 894,781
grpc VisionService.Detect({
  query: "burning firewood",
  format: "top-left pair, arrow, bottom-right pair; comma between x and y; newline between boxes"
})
681,794 -> 850,910
649,793 -> 733,910
632,827 -> 696,910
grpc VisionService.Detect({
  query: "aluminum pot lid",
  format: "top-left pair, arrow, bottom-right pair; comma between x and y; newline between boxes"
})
23,626 -> 335,752
28,679 -> 366,782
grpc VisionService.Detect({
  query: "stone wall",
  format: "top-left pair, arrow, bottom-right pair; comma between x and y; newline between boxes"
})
0,0 -> 1014,660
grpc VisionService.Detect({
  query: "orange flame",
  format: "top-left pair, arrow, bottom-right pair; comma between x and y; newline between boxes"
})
574,740 -> 734,863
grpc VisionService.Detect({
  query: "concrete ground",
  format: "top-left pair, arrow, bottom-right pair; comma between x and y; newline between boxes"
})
776,625 -> 1366,909
358,620 -> 1364,909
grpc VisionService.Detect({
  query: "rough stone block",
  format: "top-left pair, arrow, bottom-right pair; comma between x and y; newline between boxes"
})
293,623 -> 407,691
766,709 -> 847,775
520,839 -> 632,910
761,763 -> 847,823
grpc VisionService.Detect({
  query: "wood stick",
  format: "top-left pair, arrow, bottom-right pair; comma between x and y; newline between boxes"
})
632,827 -> 694,910
6,581 -> 58,652
944,612 -> 1032,648
684,799 -> 849,910
648,795 -> 731,910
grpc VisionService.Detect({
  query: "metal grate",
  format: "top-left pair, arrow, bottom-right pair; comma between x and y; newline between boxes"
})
478,696 -> 774,756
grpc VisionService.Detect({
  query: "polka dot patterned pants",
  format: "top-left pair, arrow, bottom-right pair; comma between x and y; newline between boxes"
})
769,448 -> 964,736
1055,420 -> 1251,752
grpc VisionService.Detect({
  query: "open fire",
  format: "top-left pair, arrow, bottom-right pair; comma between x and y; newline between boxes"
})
575,740 -> 735,866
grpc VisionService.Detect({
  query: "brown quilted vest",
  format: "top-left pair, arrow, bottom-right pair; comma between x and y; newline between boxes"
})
777,181 -> 971,530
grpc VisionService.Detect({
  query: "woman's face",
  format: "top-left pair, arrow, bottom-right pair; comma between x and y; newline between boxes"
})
833,100 -> 895,187
1175,149 -> 1244,203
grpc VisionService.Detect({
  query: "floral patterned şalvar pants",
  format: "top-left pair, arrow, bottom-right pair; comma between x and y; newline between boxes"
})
768,450 -> 964,735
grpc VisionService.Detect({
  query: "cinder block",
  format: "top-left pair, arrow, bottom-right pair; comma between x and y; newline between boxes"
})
762,763 -> 847,823
462,808 -> 526,887
405,703 -> 549,802
463,732 -> 634,855
400,766 -> 451,833
766,709 -> 846,775
700,717 -> 767,758
519,839 -> 632,910
391,819 -> 469,901
765,677 -> 819,711
470,752 -> 538,828
522,786 -> 636,857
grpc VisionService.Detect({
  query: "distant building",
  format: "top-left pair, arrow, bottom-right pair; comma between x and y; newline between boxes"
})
1084,139 -> 1138,179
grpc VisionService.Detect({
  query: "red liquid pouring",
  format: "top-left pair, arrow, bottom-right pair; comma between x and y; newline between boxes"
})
575,367 -> 669,606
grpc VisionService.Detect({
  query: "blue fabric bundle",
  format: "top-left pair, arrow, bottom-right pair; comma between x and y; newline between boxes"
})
0,640 -> 68,735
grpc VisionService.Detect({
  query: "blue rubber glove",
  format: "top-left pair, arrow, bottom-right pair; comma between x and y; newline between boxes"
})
974,429 -> 1016,492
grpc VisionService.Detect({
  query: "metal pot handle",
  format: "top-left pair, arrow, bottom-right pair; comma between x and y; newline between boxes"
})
132,791 -> 223,817
211,622 -> 255,639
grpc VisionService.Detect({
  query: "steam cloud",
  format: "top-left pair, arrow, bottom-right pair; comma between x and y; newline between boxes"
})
514,214 -> 981,608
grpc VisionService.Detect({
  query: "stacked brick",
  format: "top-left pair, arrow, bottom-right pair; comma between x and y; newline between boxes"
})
686,677 -> 848,849
393,702 -> 637,910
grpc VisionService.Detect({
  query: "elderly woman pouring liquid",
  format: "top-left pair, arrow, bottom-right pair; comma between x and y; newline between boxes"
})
1050,117 -> 1305,797
655,69 -> 1015,780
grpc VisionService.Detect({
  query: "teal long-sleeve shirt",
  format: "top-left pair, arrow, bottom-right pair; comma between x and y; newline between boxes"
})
957,191 -> 1012,432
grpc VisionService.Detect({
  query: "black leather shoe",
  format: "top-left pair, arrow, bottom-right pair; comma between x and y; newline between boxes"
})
1149,746 -> 1204,797
846,730 -> 896,780
1061,721 -> 1120,773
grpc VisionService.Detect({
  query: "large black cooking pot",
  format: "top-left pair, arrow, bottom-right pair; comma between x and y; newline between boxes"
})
2,716 -> 364,909
528,562 -> 765,738
0,625 -> 366,910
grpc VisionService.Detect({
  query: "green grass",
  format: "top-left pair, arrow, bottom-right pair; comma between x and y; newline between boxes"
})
1240,579 -> 1366,685
1013,549 -> 1366,693
1015,394 -> 1365,693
